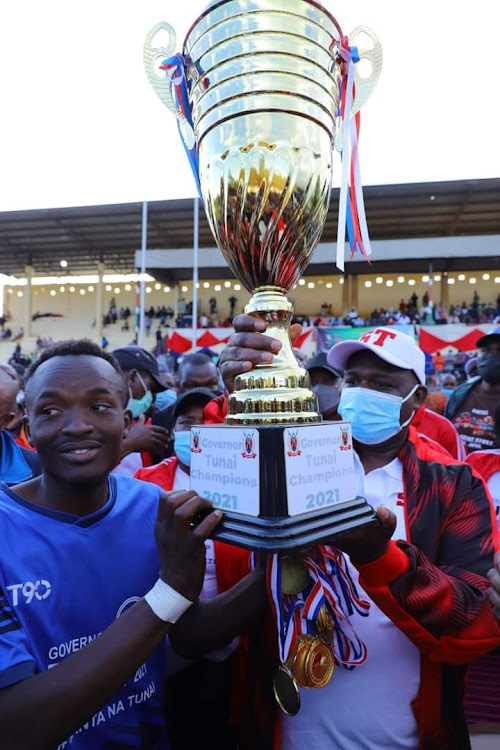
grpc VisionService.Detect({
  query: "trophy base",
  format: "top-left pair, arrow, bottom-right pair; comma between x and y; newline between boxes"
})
189,421 -> 377,551
208,497 -> 376,552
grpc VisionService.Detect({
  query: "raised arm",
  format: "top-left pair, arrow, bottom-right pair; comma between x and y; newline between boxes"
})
170,564 -> 267,658
350,470 -> 500,664
0,491 -> 221,749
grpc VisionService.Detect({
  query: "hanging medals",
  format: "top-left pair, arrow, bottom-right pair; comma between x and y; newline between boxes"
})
268,549 -> 370,716
316,604 -> 335,645
273,664 -> 301,716
293,635 -> 335,688
281,556 -> 310,595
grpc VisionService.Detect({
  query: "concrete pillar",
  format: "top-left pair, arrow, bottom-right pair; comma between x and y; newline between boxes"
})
440,274 -> 449,308
24,265 -> 34,337
342,274 -> 350,314
96,262 -> 105,343
351,275 -> 359,311
174,283 -> 179,323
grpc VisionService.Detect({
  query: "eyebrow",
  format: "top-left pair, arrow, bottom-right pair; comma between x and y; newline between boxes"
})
36,387 -> 118,400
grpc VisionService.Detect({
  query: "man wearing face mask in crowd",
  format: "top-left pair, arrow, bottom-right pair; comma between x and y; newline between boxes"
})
445,327 -> 500,453
216,316 -> 500,750
134,388 -> 250,750
304,352 -> 343,420
154,370 -> 178,412
111,346 -> 171,475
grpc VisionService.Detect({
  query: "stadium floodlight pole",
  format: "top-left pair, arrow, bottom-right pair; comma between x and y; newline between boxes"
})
192,197 -> 199,351
138,200 -> 148,347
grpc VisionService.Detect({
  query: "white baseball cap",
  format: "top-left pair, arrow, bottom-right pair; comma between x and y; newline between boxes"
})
327,327 -> 426,385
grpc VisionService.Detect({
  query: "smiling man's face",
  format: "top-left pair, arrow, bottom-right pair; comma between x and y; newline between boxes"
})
25,355 -> 129,487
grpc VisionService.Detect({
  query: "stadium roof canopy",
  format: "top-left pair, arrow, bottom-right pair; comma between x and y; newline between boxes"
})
0,178 -> 499,278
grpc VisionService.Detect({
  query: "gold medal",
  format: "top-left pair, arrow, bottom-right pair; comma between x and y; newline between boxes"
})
316,605 -> 335,645
304,639 -> 335,688
293,636 -> 335,689
273,664 -> 301,716
281,557 -> 310,595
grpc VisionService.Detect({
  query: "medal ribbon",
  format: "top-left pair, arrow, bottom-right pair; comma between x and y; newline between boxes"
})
335,37 -> 372,271
267,554 -> 304,664
302,555 -> 368,668
159,54 -> 202,199
267,551 -> 370,672
319,546 -> 370,617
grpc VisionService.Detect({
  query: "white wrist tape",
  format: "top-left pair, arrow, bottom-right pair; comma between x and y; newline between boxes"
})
144,578 -> 193,623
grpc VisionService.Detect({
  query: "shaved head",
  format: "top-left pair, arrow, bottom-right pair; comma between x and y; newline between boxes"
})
0,370 -> 18,429
0,363 -> 20,384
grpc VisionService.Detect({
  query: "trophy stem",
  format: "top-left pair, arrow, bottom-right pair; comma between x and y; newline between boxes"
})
225,286 -> 321,425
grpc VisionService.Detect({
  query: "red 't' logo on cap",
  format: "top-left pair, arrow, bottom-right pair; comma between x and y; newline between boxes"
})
359,329 -> 397,347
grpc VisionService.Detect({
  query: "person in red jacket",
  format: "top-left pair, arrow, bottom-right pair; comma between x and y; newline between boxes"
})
465,407 -> 500,747
135,387 -> 250,750
412,405 -> 466,460
217,317 -> 500,750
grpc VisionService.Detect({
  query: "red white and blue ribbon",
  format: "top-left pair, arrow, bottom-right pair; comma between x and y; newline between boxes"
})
336,37 -> 372,271
159,54 -> 202,199
267,554 -> 304,664
266,549 -> 369,671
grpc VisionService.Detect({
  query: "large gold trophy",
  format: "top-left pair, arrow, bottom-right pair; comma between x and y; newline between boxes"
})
145,0 -> 382,551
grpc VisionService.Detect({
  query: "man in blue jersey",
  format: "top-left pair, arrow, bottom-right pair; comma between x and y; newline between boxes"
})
0,339 -> 266,749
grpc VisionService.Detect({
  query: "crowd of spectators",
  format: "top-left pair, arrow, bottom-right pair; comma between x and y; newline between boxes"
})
306,291 -> 500,329
0,319 -> 499,748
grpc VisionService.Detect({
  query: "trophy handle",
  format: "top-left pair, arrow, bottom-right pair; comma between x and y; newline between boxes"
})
143,22 -> 195,149
349,26 -> 383,116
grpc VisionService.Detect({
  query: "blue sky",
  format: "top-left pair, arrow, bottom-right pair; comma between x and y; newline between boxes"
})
0,0 -> 498,211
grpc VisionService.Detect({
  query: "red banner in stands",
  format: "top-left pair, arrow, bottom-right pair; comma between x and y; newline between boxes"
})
293,329 -> 313,349
418,327 -> 486,354
166,331 -> 192,354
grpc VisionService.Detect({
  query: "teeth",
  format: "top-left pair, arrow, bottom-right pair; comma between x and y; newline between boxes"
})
72,449 -> 91,453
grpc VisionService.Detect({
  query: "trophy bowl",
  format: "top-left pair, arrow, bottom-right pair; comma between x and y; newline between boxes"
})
144,0 -> 382,548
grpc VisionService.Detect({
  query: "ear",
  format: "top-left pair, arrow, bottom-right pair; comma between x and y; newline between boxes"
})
0,412 -> 15,431
123,409 -> 133,439
413,385 -> 427,408
22,414 -> 34,447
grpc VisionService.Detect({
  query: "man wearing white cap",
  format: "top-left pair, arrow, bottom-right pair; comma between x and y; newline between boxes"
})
218,318 -> 500,750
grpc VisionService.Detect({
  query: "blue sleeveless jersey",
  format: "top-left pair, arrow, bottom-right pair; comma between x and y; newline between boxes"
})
0,475 -> 168,748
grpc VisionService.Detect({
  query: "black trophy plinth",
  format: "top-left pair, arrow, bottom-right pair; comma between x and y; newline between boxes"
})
190,422 -> 377,552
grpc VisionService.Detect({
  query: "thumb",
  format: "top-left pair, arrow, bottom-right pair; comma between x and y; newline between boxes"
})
376,505 -> 397,539
290,323 -> 303,346
138,414 -> 146,425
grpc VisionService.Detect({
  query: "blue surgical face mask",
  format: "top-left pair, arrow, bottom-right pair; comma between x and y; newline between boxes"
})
441,388 -> 453,397
154,389 -> 177,411
127,373 -> 153,419
174,431 -> 192,467
338,384 -> 419,446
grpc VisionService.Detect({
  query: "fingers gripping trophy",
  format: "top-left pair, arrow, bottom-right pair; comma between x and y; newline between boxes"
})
145,0 -> 382,714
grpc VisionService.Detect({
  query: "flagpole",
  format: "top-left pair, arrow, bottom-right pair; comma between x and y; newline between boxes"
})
192,197 -> 199,351
138,200 -> 148,347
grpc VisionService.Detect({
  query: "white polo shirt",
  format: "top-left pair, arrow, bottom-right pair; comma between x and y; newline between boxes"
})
281,455 -> 420,750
